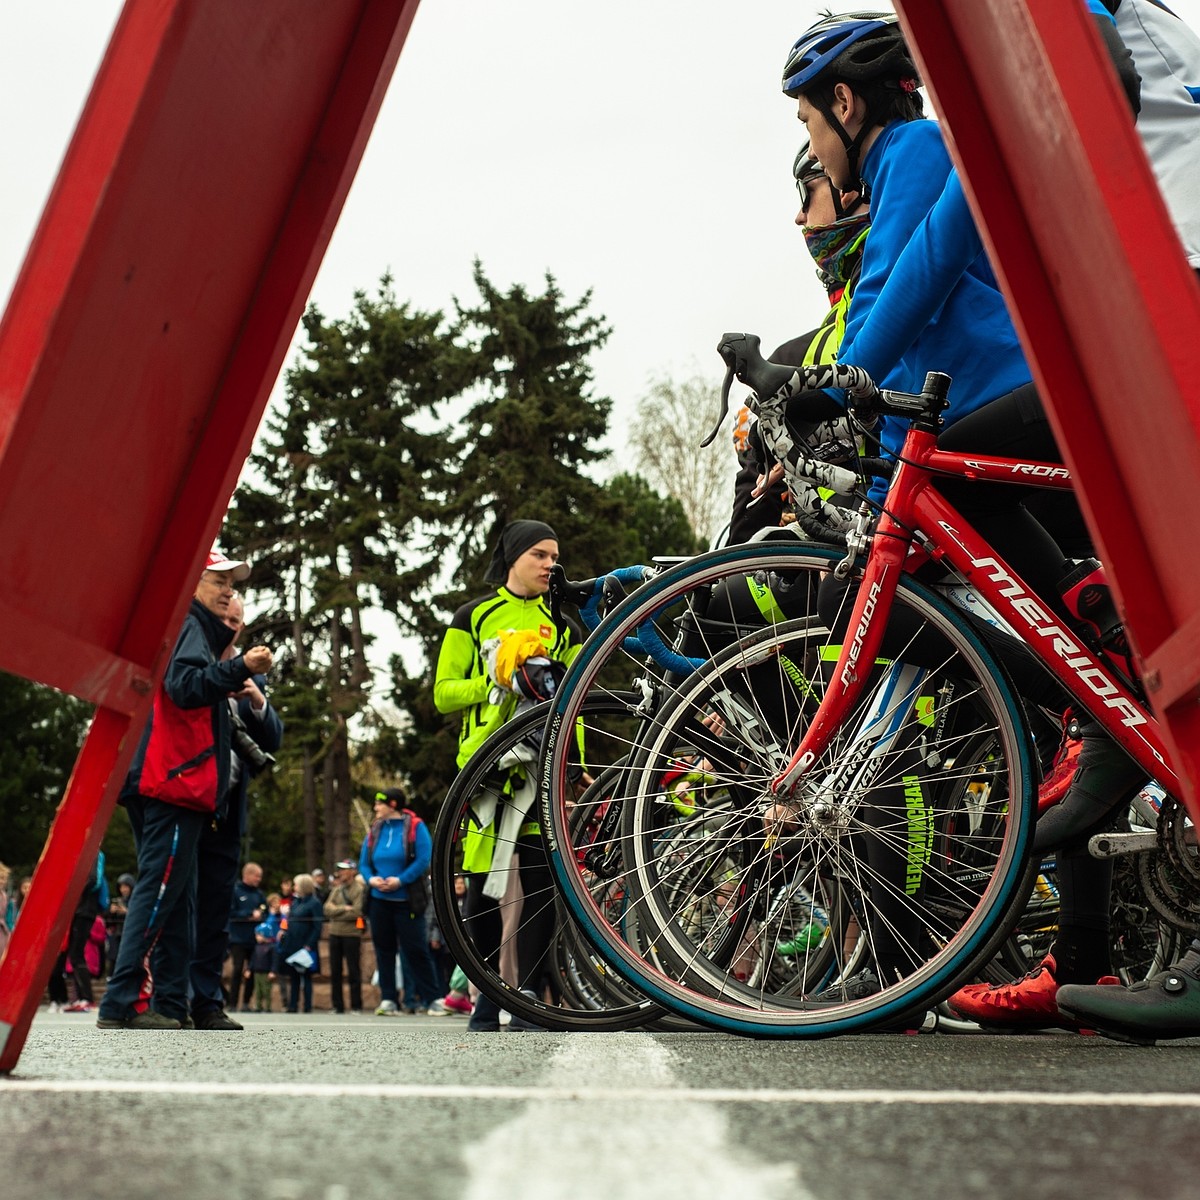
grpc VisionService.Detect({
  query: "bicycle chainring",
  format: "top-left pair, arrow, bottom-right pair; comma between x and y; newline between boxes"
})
1134,796 -> 1200,935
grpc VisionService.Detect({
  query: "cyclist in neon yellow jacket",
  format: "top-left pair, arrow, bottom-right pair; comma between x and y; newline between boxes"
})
433,520 -> 580,1030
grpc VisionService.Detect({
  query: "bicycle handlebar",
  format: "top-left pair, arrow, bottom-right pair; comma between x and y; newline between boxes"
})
716,331 -> 879,413
552,565 -> 704,675
710,332 -> 951,512
555,564 -> 652,630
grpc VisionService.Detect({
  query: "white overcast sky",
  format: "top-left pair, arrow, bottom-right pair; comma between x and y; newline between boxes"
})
4,0 -> 1200,452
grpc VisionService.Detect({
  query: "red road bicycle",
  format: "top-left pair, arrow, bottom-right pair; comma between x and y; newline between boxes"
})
535,334 -> 1191,1036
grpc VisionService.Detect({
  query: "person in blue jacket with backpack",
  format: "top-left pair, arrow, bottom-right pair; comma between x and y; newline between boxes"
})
359,786 -> 440,1016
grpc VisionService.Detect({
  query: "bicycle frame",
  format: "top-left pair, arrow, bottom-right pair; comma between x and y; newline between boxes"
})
774,426 -> 1178,797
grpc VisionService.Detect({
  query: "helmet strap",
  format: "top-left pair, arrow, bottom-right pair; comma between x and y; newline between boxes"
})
810,90 -> 872,202
830,183 -> 847,222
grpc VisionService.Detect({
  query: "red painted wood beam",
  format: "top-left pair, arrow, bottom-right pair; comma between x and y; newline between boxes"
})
896,0 -> 1200,823
0,0 -> 421,1073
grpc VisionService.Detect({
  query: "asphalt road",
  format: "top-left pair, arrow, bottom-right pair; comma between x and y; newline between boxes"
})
2,1008 -> 1197,1200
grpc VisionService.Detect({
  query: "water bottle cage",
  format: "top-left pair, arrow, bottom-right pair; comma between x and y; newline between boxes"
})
1059,559 -> 1142,696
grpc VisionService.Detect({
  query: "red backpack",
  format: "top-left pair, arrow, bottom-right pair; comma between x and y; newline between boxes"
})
139,685 -> 218,812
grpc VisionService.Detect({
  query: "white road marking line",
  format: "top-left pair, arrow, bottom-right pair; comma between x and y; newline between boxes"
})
2,1079 -> 1200,1108
460,1039 -> 805,1200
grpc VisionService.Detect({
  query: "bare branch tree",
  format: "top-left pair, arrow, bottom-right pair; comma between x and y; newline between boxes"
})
629,374 -> 737,545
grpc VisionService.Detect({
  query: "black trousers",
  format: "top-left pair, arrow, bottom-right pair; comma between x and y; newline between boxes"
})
327,934 -> 363,1012
227,942 -> 256,1008
934,381 -> 1092,614
189,815 -> 241,1017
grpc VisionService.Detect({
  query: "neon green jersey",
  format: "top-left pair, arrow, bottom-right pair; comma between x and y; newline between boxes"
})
433,586 -> 580,769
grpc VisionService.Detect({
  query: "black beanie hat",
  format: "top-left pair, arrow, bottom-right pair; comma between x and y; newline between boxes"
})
484,520 -> 559,584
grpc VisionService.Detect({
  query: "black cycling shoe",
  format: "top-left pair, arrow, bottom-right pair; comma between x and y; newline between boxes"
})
809,968 -> 881,1003
1057,959 -> 1200,1045
808,968 -> 935,1034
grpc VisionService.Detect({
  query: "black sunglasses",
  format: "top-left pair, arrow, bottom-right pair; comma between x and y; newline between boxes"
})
795,166 -> 827,210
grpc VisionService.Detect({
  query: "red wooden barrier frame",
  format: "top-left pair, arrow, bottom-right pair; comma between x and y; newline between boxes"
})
2,0 -> 1198,1073
893,1 -> 1200,821
0,0 -> 421,1072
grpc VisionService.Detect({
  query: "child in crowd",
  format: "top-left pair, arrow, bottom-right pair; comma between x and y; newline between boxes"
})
249,919 -> 278,1012
259,893 -> 284,1009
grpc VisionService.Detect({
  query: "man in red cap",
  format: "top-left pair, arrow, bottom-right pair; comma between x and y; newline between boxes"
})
97,547 -> 274,1030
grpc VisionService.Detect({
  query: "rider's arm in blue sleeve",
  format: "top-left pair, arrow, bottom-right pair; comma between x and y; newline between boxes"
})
836,171 -> 982,384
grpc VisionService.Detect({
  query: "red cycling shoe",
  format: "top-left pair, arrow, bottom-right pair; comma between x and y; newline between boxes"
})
948,954 -> 1119,1030
1038,712 -> 1082,812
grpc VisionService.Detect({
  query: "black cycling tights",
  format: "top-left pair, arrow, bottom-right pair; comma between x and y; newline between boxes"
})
1033,714 -> 1145,983
933,381 -> 1093,613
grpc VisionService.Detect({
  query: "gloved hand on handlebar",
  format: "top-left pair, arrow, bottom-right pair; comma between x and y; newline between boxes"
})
782,387 -> 847,425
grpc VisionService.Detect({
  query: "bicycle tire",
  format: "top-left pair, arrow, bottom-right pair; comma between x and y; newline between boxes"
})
539,541 -> 1038,1037
430,695 -> 664,1032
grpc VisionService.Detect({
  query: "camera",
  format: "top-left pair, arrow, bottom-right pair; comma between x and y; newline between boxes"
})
230,709 -> 275,771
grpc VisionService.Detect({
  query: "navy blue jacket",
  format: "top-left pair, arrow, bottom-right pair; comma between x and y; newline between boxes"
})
278,894 -> 324,960
228,881 -> 267,948
123,599 -> 253,810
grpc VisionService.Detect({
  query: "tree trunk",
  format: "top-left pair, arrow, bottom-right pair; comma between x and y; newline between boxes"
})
302,748 -> 319,872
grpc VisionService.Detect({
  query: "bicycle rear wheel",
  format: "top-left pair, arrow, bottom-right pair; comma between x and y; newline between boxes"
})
539,541 -> 1038,1036
431,696 -> 663,1031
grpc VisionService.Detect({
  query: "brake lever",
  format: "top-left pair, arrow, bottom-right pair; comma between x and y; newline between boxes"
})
701,359 -> 734,448
702,333 -> 761,448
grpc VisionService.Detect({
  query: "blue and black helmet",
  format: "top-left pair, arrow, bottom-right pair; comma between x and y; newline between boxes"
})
782,13 -> 918,99
782,12 -> 920,197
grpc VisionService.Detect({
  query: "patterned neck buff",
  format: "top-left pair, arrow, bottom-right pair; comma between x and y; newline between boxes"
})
802,212 -> 871,292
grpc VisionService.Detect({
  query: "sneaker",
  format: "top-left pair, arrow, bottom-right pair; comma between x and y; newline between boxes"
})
466,992 -> 501,1032
193,1009 -> 244,1031
506,989 -> 548,1032
63,999 -> 94,1013
808,968 -> 881,1003
374,1000 -> 399,1016
46,1002 -> 62,1014
806,968 -> 934,1033
1057,958 -> 1200,1045
431,993 -> 473,1017
948,954 -> 1119,1030
96,1009 -> 182,1030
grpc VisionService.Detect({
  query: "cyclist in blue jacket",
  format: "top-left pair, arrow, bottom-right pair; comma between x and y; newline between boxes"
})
782,9 -> 1199,1029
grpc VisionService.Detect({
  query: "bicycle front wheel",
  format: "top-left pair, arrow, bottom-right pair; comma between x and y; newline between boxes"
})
539,541 -> 1038,1036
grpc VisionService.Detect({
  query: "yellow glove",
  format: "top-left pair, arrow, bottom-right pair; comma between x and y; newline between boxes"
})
485,629 -> 548,691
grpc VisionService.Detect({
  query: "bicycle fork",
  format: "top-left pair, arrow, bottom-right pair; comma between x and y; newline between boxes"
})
772,520 -> 913,799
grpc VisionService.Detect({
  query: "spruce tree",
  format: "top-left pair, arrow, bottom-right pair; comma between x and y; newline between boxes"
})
228,278 -> 465,867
